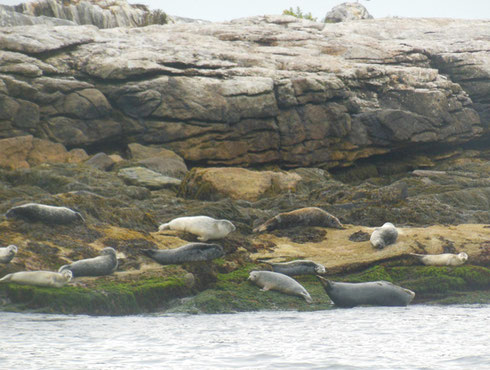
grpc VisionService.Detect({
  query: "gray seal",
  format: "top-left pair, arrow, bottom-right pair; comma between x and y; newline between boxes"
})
253,207 -> 343,233
263,260 -> 326,276
0,270 -> 72,288
6,203 -> 84,225
410,252 -> 468,266
158,216 -> 235,241
58,247 -> 118,277
248,270 -> 313,303
317,276 -> 415,307
142,243 -> 224,265
370,222 -> 398,249
0,245 -> 17,264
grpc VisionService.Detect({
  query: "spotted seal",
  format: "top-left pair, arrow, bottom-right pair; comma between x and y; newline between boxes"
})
263,260 -> 326,276
253,207 -> 343,233
410,252 -> 468,266
0,270 -> 72,288
142,243 -> 224,265
158,216 -> 235,241
248,270 -> 313,303
5,203 -> 84,225
0,245 -> 17,264
58,247 -> 118,277
317,276 -> 415,307
370,222 -> 398,249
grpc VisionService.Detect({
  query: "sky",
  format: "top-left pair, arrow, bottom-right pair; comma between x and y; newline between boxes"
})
0,0 -> 489,22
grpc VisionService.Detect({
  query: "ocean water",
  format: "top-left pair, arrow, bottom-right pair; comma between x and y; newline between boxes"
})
1,304 -> 489,369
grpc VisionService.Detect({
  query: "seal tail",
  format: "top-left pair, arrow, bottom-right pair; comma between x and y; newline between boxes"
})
0,274 -> 11,283
409,253 -> 424,257
58,265 -> 70,273
158,223 -> 170,231
303,292 -> 313,304
141,249 -> 157,259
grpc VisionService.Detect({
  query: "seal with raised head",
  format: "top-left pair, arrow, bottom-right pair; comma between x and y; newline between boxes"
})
410,252 -> 468,266
317,276 -> 415,307
58,247 -> 118,277
0,245 -> 17,264
370,222 -> 398,249
253,207 -> 343,233
263,260 -> 326,276
248,270 -> 313,303
0,269 -> 72,288
158,216 -> 235,241
142,243 -> 224,265
6,203 -> 84,225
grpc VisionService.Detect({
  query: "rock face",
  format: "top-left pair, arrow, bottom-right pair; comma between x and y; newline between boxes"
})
0,0 -> 155,28
324,2 -> 373,23
0,15 -> 488,168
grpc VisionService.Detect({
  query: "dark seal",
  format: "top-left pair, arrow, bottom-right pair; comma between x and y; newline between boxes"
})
254,207 -> 343,233
58,247 -> 118,277
317,276 -> 415,307
6,203 -> 84,225
264,260 -> 326,276
141,242 -> 224,265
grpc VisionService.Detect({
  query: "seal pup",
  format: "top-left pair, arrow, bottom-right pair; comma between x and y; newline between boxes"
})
6,203 -> 84,225
0,245 -> 17,264
248,270 -> 313,303
263,260 -> 326,276
158,216 -> 235,241
58,247 -> 118,277
317,276 -> 415,307
370,222 -> 398,249
0,270 -> 72,288
410,252 -> 468,266
142,243 -> 224,265
253,207 -> 343,233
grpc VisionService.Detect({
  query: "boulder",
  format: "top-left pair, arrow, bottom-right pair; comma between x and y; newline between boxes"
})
127,143 -> 188,179
85,152 -> 115,171
180,167 -> 302,201
324,2 -> 373,23
118,166 -> 181,190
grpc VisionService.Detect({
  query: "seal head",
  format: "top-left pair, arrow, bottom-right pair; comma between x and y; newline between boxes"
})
0,244 -> 18,264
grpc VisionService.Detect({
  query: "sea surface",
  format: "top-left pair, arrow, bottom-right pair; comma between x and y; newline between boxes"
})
1,304 -> 489,369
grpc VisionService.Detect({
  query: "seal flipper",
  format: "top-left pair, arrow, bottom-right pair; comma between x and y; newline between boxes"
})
302,292 -> 313,304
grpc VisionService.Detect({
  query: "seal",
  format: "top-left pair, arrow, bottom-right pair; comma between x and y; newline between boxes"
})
253,207 -> 343,233
248,270 -> 313,303
0,269 -> 72,288
158,216 -> 235,241
58,247 -> 118,277
5,203 -> 84,225
317,276 -> 415,307
410,252 -> 468,266
370,222 -> 398,249
0,245 -> 17,264
142,243 -> 224,265
263,260 -> 326,276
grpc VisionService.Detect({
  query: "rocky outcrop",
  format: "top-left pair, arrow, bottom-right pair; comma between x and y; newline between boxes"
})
0,0 -> 159,28
0,135 -> 87,169
324,2 -> 373,23
0,16 -> 489,169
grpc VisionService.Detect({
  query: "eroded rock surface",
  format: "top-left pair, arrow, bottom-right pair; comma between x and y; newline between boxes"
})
0,16 -> 488,168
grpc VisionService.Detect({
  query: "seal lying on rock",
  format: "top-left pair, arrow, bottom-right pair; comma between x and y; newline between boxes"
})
370,222 -> 398,249
0,270 -> 72,288
253,207 -> 343,233
5,203 -> 84,225
263,260 -> 326,276
317,276 -> 415,307
158,216 -> 235,241
142,243 -> 224,265
58,247 -> 118,277
248,270 -> 313,303
410,252 -> 468,266
0,245 -> 17,264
